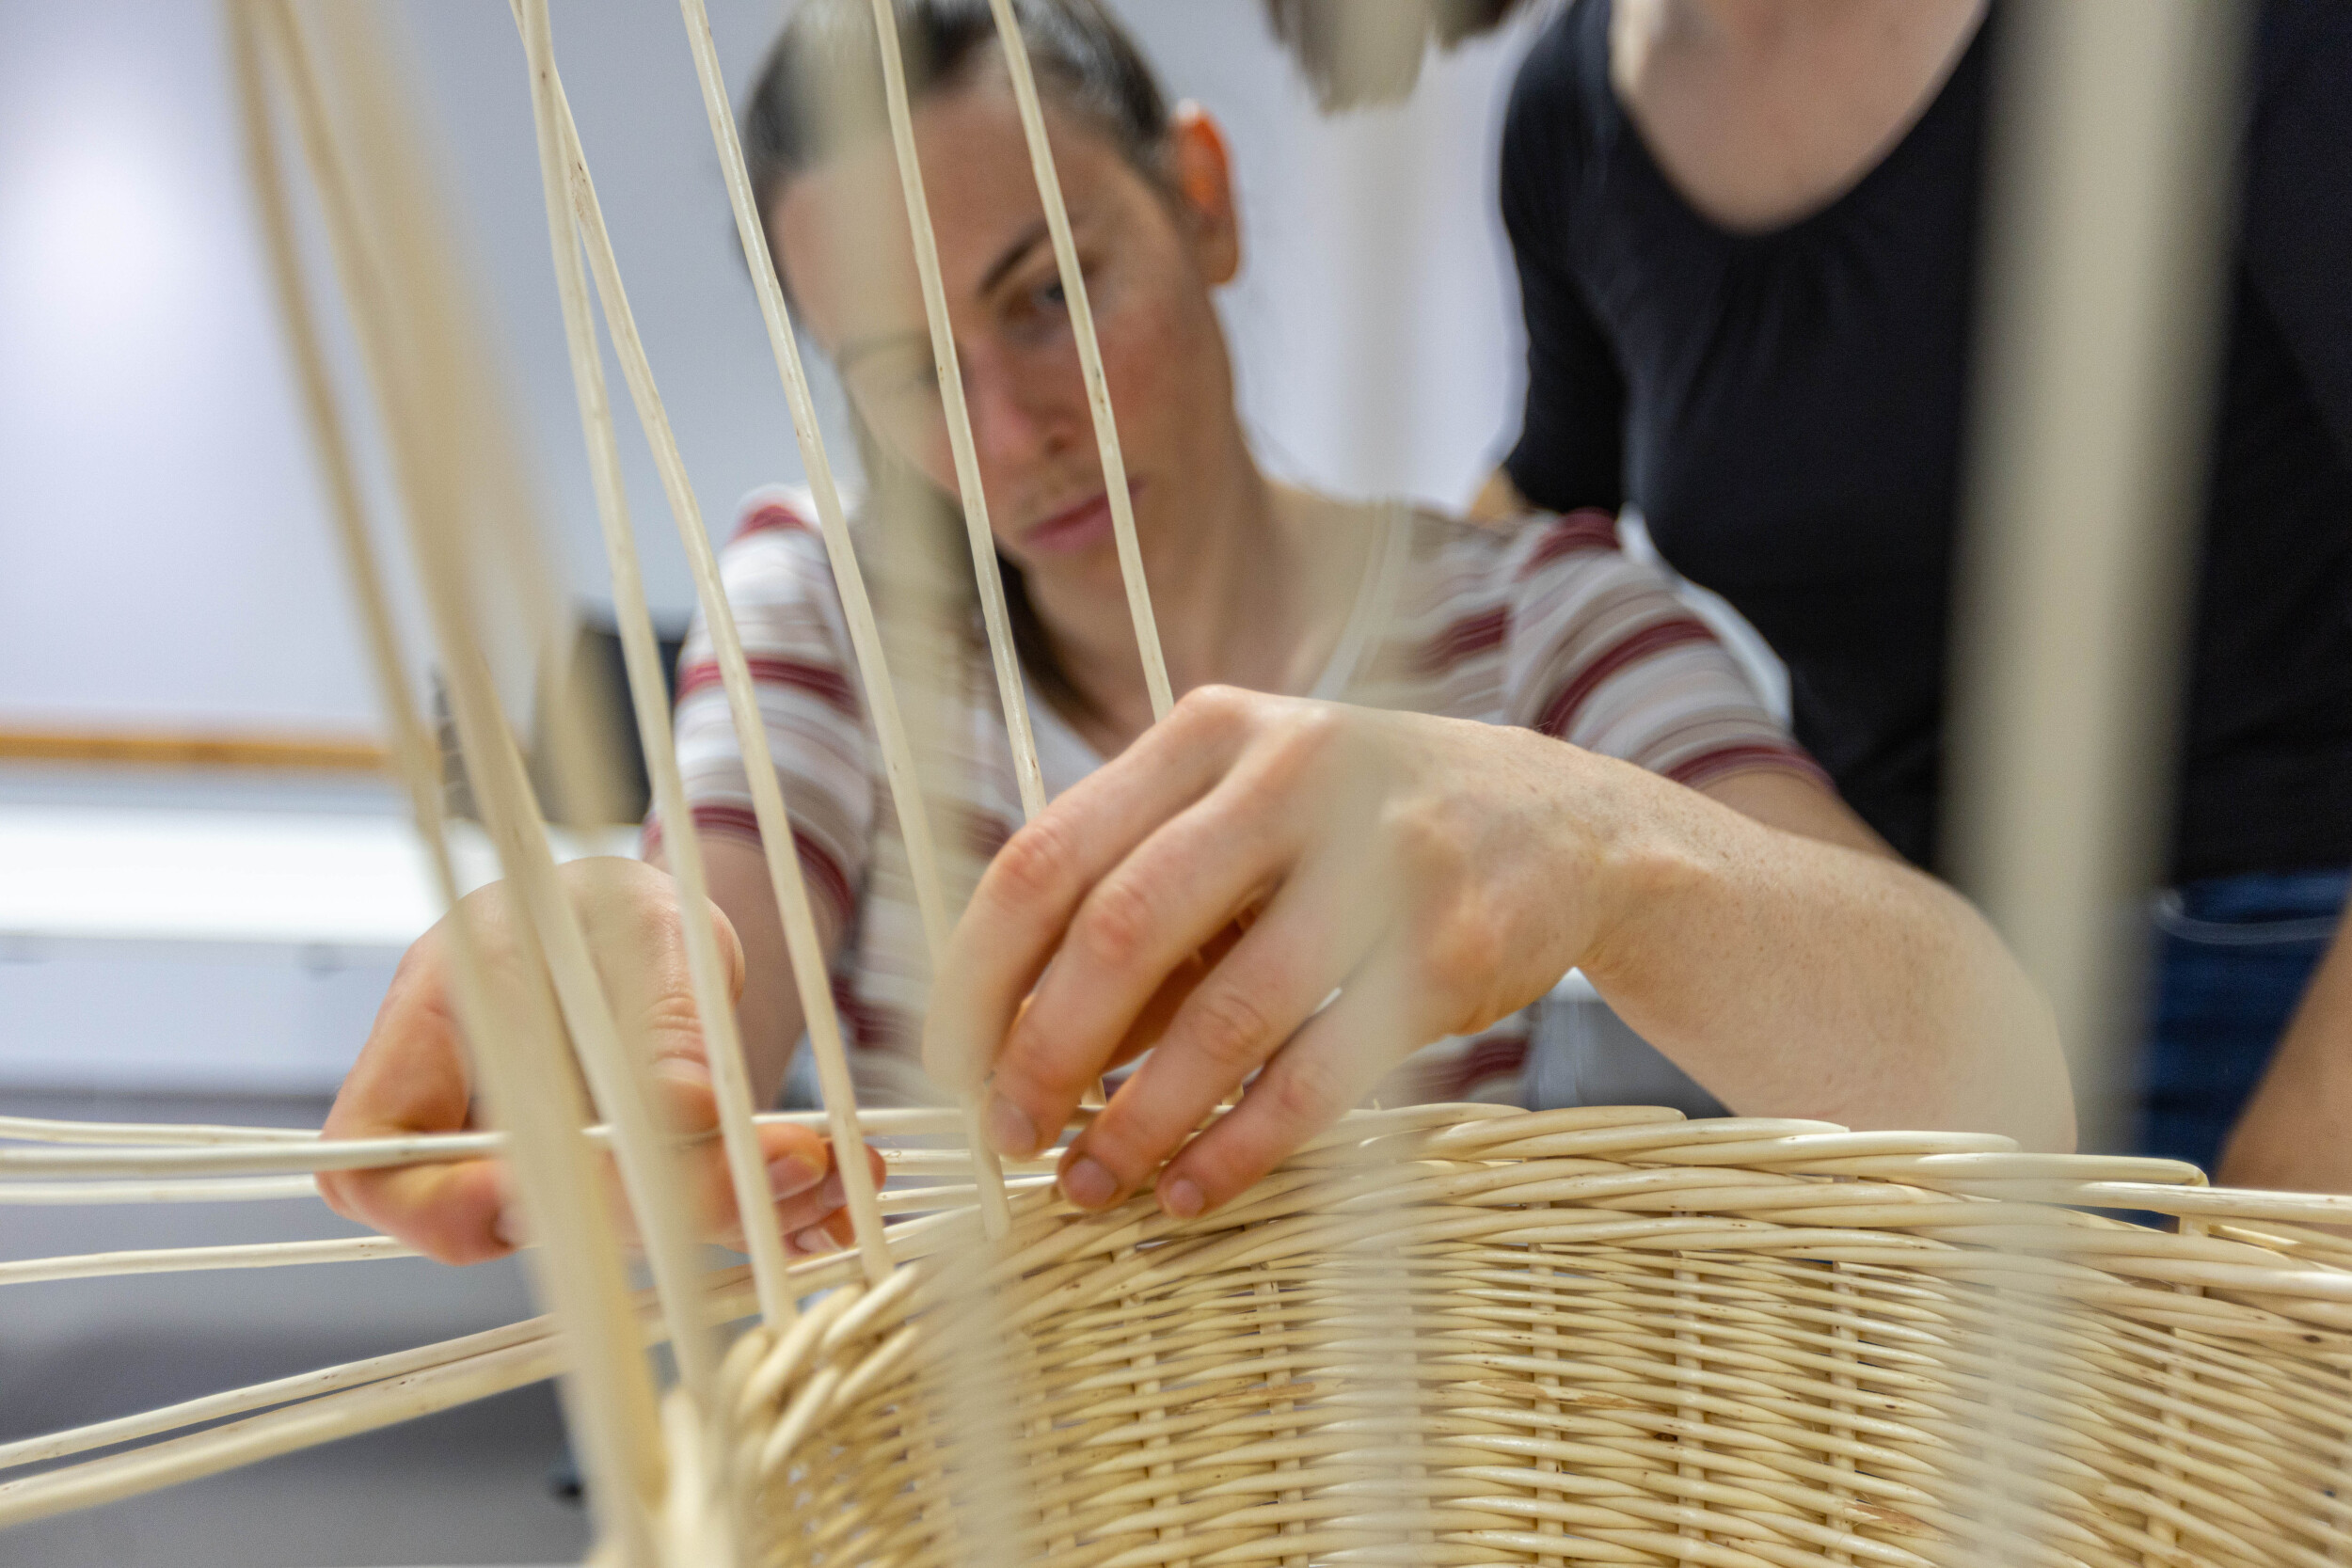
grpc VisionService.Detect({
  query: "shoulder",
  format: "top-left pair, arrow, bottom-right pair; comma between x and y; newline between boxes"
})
2246,0 -> 2352,165
1384,505 -> 1638,664
710,485 -> 850,619
1501,0 -> 1613,233
1402,504 -> 1741,689
1505,0 -> 1610,139
678,485 -> 862,717
1405,506 -> 1628,591
1377,506 -> 1812,783
723,483 -> 829,567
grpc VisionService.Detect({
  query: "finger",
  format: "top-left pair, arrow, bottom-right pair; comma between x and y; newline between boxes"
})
1053,876 -> 1381,1211
328,1155 -> 513,1266
783,1143 -> 889,1257
713,1120 -> 866,1247
984,785 -> 1292,1160
1152,942 -> 1428,1219
756,1119 -> 835,1207
1099,906 -> 1259,1073
791,1204 -> 856,1257
588,890 -> 746,1113
318,919 -> 510,1261
923,689 -> 1255,1098
321,925 -> 475,1147
634,1070 -> 826,1243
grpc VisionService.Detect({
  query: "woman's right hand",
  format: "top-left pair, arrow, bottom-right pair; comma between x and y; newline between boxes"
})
317,857 -> 878,1265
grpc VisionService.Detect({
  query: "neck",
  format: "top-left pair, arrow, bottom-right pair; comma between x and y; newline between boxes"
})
1022,433 -> 1353,754
1629,0 -> 1958,54
1613,0 -> 1985,233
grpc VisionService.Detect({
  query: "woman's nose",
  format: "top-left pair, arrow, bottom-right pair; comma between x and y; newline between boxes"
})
960,345 -> 1071,473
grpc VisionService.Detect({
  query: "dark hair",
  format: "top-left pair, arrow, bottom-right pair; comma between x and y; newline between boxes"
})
1263,0 -> 1538,111
741,0 -> 1174,725
745,0 -> 1168,214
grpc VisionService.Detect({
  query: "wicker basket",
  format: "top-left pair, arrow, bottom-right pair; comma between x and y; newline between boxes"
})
725,1103 -> 2352,1568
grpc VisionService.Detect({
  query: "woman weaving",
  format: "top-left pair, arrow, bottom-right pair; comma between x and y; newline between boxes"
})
321,0 -> 2069,1265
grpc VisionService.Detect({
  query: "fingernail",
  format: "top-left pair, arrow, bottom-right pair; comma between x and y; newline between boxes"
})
1061,1155 -> 1118,1210
492,1206 -> 526,1248
767,1154 -> 823,1200
984,1094 -> 1038,1159
1161,1177 -> 1205,1219
791,1226 -> 839,1256
816,1170 -> 846,1209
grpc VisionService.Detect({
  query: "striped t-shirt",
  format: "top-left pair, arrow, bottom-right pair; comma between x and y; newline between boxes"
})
660,488 -> 1820,1110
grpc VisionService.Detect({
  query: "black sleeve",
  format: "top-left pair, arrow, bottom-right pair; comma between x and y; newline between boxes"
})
1499,14 -> 1628,515
2241,0 -> 2352,470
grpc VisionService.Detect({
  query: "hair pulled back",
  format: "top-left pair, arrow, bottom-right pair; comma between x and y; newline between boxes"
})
743,0 -> 1171,219
739,0 -> 1176,724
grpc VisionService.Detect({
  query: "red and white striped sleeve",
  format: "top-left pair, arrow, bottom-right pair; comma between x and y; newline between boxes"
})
642,486 -> 874,929
1505,509 -> 1827,791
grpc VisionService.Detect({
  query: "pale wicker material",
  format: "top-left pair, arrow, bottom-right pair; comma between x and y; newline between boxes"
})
724,1103 -> 2352,1568
9,1 -> 2348,1561
11,1101 -> 2352,1564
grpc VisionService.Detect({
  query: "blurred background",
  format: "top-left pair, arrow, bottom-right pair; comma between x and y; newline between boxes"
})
0,2 -> 1561,1563
10,0 -> 2320,1560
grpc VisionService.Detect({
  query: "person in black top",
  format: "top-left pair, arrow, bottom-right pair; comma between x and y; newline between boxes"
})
1475,0 -> 2352,1183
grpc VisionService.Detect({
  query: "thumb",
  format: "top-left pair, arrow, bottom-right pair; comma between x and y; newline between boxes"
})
707,894 -> 747,1003
639,892 -> 747,1076
647,1051 -> 718,1138
596,891 -> 745,1135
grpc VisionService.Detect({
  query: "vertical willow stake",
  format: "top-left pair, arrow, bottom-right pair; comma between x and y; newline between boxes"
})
526,24 -> 896,1290
863,0 -> 1050,824
985,0 -> 1172,719
246,8 -> 664,1554
514,0 -> 803,1319
678,0 -> 1012,1239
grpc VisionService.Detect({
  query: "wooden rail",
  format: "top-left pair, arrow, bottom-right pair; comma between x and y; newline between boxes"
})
0,727 -> 389,773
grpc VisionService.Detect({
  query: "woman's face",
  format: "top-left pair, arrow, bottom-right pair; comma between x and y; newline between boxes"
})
771,66 -> 1242,592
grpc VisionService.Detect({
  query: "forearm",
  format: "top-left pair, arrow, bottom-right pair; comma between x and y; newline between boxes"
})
2217,913 -> 2352,1191
1580,761 -> 2073,1149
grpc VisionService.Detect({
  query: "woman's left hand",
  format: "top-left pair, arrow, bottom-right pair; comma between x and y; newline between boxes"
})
922,685 -> 1641,1219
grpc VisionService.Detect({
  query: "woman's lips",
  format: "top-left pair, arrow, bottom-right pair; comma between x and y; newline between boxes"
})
1022,491 -> 1119,556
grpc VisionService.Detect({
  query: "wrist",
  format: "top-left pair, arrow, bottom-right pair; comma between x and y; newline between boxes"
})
1553,750 -> 1717,998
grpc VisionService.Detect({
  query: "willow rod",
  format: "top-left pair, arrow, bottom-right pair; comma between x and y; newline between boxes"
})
247,7 -> 668,1546
529,22 -> 892,1291
0,1234 -> 417,1289
860,0 -> 1049,826
983,0 -> 1171,719
675,0 -> 1013,1239
513,0 -> 803,1320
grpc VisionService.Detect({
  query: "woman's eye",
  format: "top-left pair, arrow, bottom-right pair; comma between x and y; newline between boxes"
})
851,357 -> 937,413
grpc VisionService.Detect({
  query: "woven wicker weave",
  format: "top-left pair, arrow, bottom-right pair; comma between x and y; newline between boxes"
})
725,1103 -> 2352,1568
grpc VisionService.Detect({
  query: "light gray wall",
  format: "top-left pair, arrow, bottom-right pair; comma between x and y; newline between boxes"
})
0,1 -> 385,729
0,0 -> 1543,733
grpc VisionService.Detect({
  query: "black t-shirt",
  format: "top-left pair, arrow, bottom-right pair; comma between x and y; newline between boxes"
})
1502,0 -> 2352,882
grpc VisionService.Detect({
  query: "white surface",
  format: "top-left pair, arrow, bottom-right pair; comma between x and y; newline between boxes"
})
0,807 -> 631,957
0,782 -> 633,1093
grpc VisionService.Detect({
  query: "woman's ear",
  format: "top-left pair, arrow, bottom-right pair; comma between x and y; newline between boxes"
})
1168,102 -> 1240,286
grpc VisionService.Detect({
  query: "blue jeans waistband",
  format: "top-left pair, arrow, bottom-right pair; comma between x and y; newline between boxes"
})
2154,868 -> 2350,945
